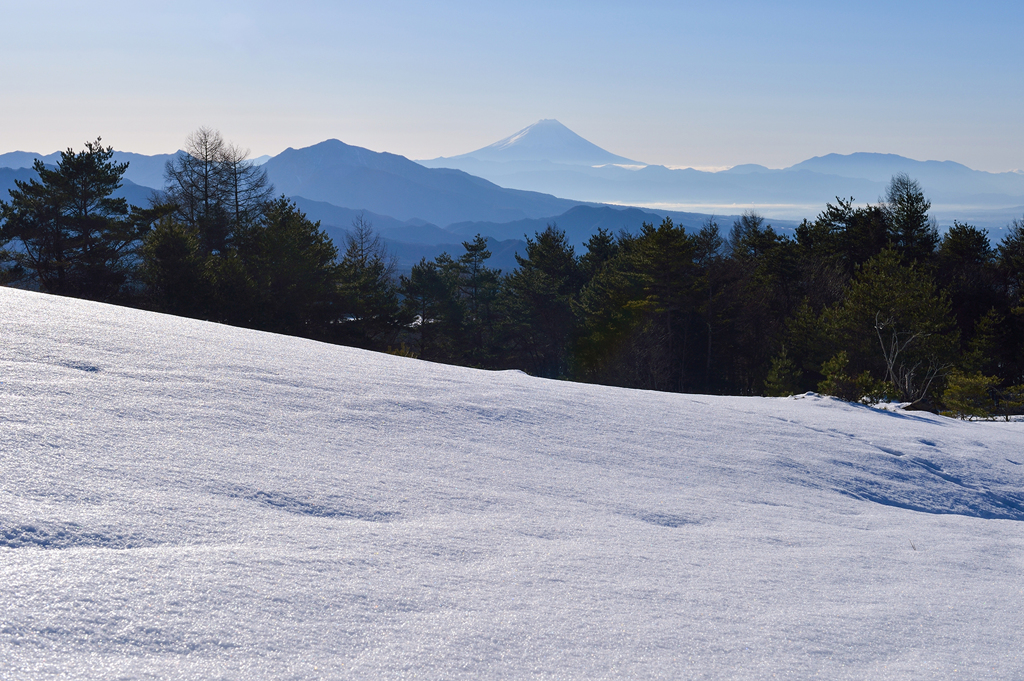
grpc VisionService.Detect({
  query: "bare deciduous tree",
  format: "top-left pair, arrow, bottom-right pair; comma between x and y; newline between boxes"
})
163,127 -> 273,254
221,142 -> 274,229
874,311 -> 949,405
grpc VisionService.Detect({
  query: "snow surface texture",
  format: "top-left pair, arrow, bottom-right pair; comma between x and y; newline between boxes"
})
1,287 -> 1023,680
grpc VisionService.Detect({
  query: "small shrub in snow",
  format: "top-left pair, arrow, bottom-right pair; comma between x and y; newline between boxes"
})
817,351 -> 892,404
764,346 -> 803,397
940,370 -> 999,420
941,372 -> 1024,421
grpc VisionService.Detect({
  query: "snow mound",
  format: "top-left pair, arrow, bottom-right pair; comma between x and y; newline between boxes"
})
2,287 -> 1023,679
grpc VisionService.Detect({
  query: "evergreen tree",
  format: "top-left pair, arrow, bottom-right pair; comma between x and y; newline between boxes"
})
764,346 -> 803,397
573,232 -> 651,386
882,173 -> 938,263
572,220 -> 707,392
455,235 -> 501,364
997,217 -> 1024,312
231,197 -> 340,337
778,299 -> 833,392
0,138 -> 150,301
825,248 -> 958,405
694,218 -> 730,392
728,211 -> 776,260
336,215 -> 403,348
960,308 -> 1003,376
0,225 -> 23,285
816,350 -> 890,403
936,221 -> 999,348
995,218 -> 1024,383
639,218 -> 700,391
578,227 -> 619,286
795,198 -> 889,306
139,217 -> 212,318
941,370 -> 1000,420
399,256 -> 462,360
499,225 -> 581,377
725,212 -> 801,393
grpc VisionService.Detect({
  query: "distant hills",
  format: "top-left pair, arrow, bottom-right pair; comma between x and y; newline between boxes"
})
0,165 -> 157,208
4,123 -> 1023,273
261,139 -> 581,226
0,149 -> 181,191
420,120 -> 1024,230
2,140 -> 713,273
444,204 -> 724,245
290,197 -> 726,272
788,152 -> 1024,199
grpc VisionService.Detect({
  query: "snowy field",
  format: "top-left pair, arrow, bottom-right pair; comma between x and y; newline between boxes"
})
1,287 -> 1023,680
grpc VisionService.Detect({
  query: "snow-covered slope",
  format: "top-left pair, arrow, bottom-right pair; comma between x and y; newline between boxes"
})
2,287 -> 1022,679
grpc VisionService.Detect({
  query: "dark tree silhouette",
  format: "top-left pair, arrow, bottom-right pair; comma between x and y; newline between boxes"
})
0,138 -> 149,301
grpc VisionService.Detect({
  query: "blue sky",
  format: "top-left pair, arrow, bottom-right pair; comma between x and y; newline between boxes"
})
2,1 -> 1021,171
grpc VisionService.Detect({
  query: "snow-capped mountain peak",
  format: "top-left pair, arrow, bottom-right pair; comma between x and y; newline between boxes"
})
441,119 -> 644,167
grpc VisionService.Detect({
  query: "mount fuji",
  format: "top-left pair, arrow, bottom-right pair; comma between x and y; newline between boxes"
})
427,119 -> 644,167
421,121 -> 1024,229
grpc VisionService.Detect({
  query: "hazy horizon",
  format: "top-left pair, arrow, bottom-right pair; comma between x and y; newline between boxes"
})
3,1 -> 1021,172
3,128 -> 1021,178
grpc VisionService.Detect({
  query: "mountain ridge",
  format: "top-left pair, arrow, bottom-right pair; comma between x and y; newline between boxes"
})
5,128 -> 1023,239
419,121 -> 1024,226
261,139 -> 582,227
0,150 -> 182,191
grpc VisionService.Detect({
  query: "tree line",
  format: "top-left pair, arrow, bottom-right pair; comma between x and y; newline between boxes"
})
2,133 -> 1023,416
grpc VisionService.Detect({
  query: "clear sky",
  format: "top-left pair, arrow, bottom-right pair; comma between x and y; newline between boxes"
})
2,0 -> 1021,171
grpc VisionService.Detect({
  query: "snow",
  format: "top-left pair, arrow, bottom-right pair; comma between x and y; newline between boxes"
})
1,286 -> 1023,679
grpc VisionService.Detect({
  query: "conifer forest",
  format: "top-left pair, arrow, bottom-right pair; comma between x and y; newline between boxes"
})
3,135 -> 1023,417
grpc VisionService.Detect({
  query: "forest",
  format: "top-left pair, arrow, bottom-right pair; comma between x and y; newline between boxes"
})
2,133 -> 1022,418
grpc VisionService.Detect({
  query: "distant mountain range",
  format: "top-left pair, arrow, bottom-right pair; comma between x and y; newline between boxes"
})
262,139 -> 582,226
0,166 -> 157,208
0,149 -> 181,191
4,122 -> 1023,273
419,120 -> 1024,230
289,197 -> 731,272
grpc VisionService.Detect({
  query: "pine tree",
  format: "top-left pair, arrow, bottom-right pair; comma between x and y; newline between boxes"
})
573,232 -> 650,386
827,248 -> 958,405
936,221 -> 998,344
139,217 -> 211,318
232,198 -> 340,337
455,235 -> 501,364
882,173 -> 938,264
941,370 -> 999,420
336,214 -> 403,348
997,217 -> 1024,313
400,257 -> 461,359
640,218 -> 699,391
0,138 -> 149,301
764,346 -> 803,397
578,227 -> 619,285
499,225 -> 581,377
